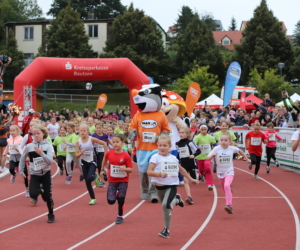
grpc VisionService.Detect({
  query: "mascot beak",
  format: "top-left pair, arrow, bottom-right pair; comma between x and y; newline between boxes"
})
131,89 -> 139,98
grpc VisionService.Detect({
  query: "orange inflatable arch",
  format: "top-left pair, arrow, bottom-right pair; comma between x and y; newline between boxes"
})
14,57 -> 149,115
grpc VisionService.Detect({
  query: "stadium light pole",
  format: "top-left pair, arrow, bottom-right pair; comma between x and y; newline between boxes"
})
278,63 -> 285,78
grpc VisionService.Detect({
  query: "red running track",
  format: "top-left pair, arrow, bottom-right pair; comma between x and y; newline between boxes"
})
0,160 -> 299,250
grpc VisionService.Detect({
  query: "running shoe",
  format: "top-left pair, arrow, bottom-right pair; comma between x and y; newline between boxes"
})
266,166 -> 270,174
94,173 -> 101,187
31,198 -> 38,205
207,185 -> 214,191
254,174 -> 259,180
175,194 -> 184,207
115,216 -> 123,224
185,196 -> 194,205
70,171 -> 75,175
224,205 -> 233,214
59,169 -> 63,176
248,164 -> 252,170
65,175 -> 72,185
158,227 -> 170,239
25,189 -> 30,198
99,182 -> 106,188
275,160 -> 280,167
79,175 -> 84,181
10,175 -> 16,184
200,175 -> 205,182
89,199 -> 96,205
47,214 -> 55,223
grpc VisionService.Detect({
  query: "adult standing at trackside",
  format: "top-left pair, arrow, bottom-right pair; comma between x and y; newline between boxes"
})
21,109 -> 35,135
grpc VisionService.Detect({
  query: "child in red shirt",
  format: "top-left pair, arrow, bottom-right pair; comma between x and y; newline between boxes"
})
245,122 -> 268,180
101,133 -> 133,224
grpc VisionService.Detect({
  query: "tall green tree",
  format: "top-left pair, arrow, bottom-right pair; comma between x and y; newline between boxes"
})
47,0 -> 125,19
228,16 -> 237,31
100,4 -> 170,85
235,0 -> 293,83
174,6 -> 194,36
293,20 -> 300,46
290,47 -> 300,81
201,11 -> 217,31
175,13 -> 224,83
39,4 -> 94,58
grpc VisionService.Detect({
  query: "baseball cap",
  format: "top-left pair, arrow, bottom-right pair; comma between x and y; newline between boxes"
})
28,109 -> 35,114
258,106 -> 266,110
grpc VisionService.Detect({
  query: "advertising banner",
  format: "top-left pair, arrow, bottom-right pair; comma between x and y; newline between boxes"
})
223,61 -> 241,107
96,93 -> 108,109
186,82 -> 201,116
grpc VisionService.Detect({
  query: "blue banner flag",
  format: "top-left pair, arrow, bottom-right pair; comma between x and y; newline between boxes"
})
223,61 -> 241,107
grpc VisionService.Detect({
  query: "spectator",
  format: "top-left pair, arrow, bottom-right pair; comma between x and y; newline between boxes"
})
21,109 -> 35,135
235,110 -> 247,126
262,93 -> 274,107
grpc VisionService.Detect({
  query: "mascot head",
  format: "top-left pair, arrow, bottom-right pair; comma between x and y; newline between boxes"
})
131,84 -> 162,113
161,90 -> 186,122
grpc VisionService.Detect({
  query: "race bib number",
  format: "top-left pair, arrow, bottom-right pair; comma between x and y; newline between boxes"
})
178,146 -> 190,158
67,145 -> 75,152
200,144 -> 211,154
59,144 -> 67,152
161,161 -> 179,177
9,144 -> 19,155
251,137 -> 261,146
217,155 -> 232,178
269,134 -> 275,141
142,132 -> 156,143
81,151 -> 93,162
110,164 -> 127,178
33,157 -> 45,171
95,144 -> 104,153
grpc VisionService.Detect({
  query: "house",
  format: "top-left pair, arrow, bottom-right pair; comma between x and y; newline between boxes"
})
212,30 -> 243,51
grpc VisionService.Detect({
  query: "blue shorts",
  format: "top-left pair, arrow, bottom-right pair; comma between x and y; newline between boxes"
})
136,149 -> 158,173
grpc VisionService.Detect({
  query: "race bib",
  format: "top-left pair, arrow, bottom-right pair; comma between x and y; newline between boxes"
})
33,157 -> 45,171
161,161 -> 179,177
178,146 -> 190,158
251,137 -> 261,146
269,134 -> 275,141
59,144 -> 67,152
9,144 -> 19,155
200,144 -> 211,154
142,132 -> 156,143
67,145 -> 75,152
81,151 -> 93,162
110,164 -> 127,178
217,155 -> 232,178
95,144 -> 104,153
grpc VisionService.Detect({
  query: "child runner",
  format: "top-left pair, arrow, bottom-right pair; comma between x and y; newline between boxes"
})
87,117 -> 95,134
101,133 -> 133,224
76,123 -> 108,205
3,125 -> 28,196
176,126 -> 201,204
52,126 -> 68,177
106,125 -> 114,149
206,133 -> 250,214
19,124 -> 55,223
214,121 -> 237,143
189,118 -> 197,139
245,122 -> 268,180
264,122 -> 282,173
47,117 -> 59,142
147,134 -> 199,239
193,125 -> 216,190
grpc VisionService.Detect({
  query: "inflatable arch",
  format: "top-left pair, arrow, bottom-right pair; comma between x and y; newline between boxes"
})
13,57 -> 150,115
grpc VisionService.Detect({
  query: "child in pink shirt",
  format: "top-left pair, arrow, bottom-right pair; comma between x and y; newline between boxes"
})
264,122 -> 282,173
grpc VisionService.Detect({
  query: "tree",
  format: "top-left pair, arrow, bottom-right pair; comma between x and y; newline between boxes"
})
235,0 -> 293,83
39,4 -> 94,58
0,28 -> 25,89
293,20 -> 300,46
228,16 -> 237,31
99,4 -> 170,85
174,6 -> 194,36
170,65 -> 219,100
47,0 -> 126,19
290,47 -> 300,81
201,11 -> 217,31
175,13 -> 224,83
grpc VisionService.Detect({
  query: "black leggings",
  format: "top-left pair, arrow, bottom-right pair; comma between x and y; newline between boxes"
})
81,160 -> 97,199
266,147 -> 276,166
9,161 -> 28,188
29,171 -> 54,215
57,155 -> 66,174
250,153 -> 262,175
95,152 -> 104,174
107,182 -> 128,216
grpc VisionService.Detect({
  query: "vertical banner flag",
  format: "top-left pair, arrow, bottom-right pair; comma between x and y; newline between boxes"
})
186,82 -> 201,116
239,90 -> 246,110
96,93 -> 107,109
223,61 -> 241,107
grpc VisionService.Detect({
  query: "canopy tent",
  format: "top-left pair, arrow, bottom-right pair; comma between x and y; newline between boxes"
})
195,94 -> 223,109
275,93 -> 300,107
234,94 -> 263,112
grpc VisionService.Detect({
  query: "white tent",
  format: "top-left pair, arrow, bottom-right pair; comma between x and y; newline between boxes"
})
195,94 -> 223,108
275,93 -> 300,107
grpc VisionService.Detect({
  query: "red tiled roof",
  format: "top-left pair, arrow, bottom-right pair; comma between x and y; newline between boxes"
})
212,31 -> 243,51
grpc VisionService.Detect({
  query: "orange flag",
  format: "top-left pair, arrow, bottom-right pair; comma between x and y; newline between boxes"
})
96,93 -> 107,109
185,82 -> 201,116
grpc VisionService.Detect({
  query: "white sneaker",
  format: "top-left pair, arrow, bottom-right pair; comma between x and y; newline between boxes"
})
266,166 -> 270,174
275,160 -> 280,167
10,175 -> 16,184
0,166 -> 4,173
254,175 -> 259,180
25,189 -> 30,197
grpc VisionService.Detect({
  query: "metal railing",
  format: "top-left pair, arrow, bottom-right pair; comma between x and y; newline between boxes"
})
44,93 -> 99,103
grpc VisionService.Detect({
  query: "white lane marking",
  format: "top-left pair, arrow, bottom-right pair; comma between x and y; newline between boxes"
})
0,163 -> 59,203
235,167 -> 300,250
180,187 -> 218,250
218,197 -> 284,198
67,200 -> 145,250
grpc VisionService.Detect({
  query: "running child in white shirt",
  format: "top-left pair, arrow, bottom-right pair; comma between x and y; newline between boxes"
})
206,133 -> 250,214
47,117 -> 60,142
147,134 -> 199,239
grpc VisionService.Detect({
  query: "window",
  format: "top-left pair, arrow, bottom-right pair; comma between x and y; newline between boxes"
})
223,40 -> 230,45
88,25 -> 98,38
24,27 -> 34,40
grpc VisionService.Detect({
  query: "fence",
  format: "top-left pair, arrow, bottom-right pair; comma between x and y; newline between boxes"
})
43,93 -> 99,103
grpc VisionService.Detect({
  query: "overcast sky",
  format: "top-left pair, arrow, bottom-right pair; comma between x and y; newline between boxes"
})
37,0 -> 299,35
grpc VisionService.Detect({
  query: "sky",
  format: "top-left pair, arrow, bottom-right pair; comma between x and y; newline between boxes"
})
36,0 -> 299,35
